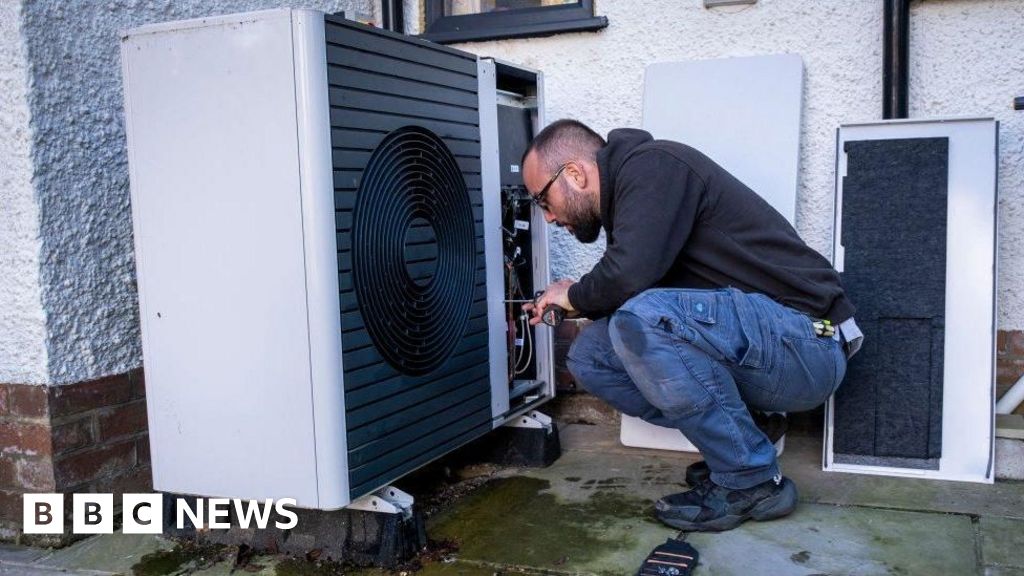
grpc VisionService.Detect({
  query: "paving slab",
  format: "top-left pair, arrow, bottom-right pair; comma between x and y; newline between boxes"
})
429,426 -> 986,576
980,516 -> 1024,569
686,503 -> 976,576
428,448 -> 679,576
0,565 -> 111,575
782,436 -> 1024,520
34,532 -> 174,574
349,560 -> 518,575
986,567 -> 1024,576
0,543 -> 50,564
561,423 -> 1024,520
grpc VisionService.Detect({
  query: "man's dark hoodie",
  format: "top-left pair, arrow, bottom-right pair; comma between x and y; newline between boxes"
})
566,129 -> 855,323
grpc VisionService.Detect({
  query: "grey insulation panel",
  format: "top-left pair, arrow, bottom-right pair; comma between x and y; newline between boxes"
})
834,137 -> 948,463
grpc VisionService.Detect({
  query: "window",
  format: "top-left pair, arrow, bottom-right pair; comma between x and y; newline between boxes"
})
422,0 -> 607,44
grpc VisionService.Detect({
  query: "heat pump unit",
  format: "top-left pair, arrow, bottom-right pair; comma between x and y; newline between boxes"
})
121,9 -> 552,509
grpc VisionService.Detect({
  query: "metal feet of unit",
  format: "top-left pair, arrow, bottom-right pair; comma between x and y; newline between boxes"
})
338,485 -> 425,567
160,490 -> 426,568
508,410 -> 554,431
347,486 -> 415,519
484,410 -> 562,467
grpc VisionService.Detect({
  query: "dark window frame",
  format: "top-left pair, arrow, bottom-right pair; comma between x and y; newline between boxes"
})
421,0 -> 607,44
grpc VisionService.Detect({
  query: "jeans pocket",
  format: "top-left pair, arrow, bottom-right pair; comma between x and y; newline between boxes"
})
775,336 -> 838,412
729,289 -> 771,369
684,292 -> 717,325
656,292 -> 724,361
831,340 -> 848,396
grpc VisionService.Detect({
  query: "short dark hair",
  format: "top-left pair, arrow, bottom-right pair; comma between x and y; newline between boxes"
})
522,119 -> 606,173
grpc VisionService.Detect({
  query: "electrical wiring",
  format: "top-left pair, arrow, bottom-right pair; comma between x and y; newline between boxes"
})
506,260 -> 517,382
514,312 -> 533,376
502,188 -> 537,383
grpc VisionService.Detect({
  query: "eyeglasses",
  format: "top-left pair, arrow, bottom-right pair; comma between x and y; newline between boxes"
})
528,163 -> 568,211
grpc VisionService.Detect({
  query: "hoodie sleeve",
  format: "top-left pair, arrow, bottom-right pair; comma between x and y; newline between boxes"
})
568,150 -> 706,318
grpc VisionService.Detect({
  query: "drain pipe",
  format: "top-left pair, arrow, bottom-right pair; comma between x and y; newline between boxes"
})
381,0 -> 404,33
883,0 -> 910,119
997,338 -> 1024,413
997,375 -> 1024,415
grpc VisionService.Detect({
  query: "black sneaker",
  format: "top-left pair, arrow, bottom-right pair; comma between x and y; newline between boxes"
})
683,412 -> 789,487
684,460 -> 711,487
654,475 -> 798,532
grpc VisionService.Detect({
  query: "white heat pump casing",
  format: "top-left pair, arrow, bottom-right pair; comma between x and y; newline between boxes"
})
122,9 -> 551,510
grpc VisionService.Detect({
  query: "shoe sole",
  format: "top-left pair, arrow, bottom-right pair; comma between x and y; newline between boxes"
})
656,479 -> 798,532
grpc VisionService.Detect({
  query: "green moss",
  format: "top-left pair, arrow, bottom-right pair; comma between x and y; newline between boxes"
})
428,476 -> 659,575
131,542 -> 226,576
274,557 -> 347,576
131,549 -> 188,576
379,562 -> 496,575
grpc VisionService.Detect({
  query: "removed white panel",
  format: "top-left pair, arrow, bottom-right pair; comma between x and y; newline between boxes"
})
625,54 -> 803,453
621,415 -> 784,455
621,415 -> 700,452
825,117 -> 998,483
642,54 -> 803,223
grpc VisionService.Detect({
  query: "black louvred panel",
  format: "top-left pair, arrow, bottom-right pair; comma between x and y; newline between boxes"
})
324,15 -> 491,500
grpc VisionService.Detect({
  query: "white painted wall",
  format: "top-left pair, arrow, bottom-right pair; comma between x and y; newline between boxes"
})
0,1 -> 48,385
432,0 -> 1024,330
3,1 -> 372,386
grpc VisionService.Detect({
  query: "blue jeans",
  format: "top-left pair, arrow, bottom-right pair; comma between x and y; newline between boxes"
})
567,288 -> 847,489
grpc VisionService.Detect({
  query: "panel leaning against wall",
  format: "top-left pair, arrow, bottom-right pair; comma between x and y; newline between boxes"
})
826,118 -> 999,483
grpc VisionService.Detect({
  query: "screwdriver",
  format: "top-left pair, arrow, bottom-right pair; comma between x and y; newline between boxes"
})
540,305 -> 566,327
502,297 -> 566,327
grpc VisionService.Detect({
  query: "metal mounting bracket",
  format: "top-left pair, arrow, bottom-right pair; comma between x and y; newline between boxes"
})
346,485 -> 415,519
506,410 -> 553,433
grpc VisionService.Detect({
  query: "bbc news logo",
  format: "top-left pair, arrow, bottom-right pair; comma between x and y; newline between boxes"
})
23,494 -> 299,534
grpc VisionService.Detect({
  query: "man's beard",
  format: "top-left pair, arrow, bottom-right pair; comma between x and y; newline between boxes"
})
560,185 -> 602,243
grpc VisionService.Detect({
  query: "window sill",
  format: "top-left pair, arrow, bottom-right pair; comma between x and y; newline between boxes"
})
421,15 -> 607,44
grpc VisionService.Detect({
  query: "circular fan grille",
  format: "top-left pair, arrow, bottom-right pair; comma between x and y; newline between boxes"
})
352,126 -> 476,376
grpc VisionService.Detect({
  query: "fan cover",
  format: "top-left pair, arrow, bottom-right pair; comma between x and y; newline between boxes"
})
351,126 -> 476,376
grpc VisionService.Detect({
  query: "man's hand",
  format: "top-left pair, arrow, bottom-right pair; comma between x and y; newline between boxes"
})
523,279 -> 576,326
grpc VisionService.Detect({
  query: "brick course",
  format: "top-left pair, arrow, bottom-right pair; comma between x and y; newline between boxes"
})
49,375 -> 133,418
54,439 -> 137,490
97,400 -> 148,442
0,421 -> 51,457
7,385 -> 48,418
0,368 -> 150,545
51,416 -> 95,455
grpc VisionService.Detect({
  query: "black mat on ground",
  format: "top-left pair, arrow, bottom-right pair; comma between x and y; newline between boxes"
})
834,137 -> 948,462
